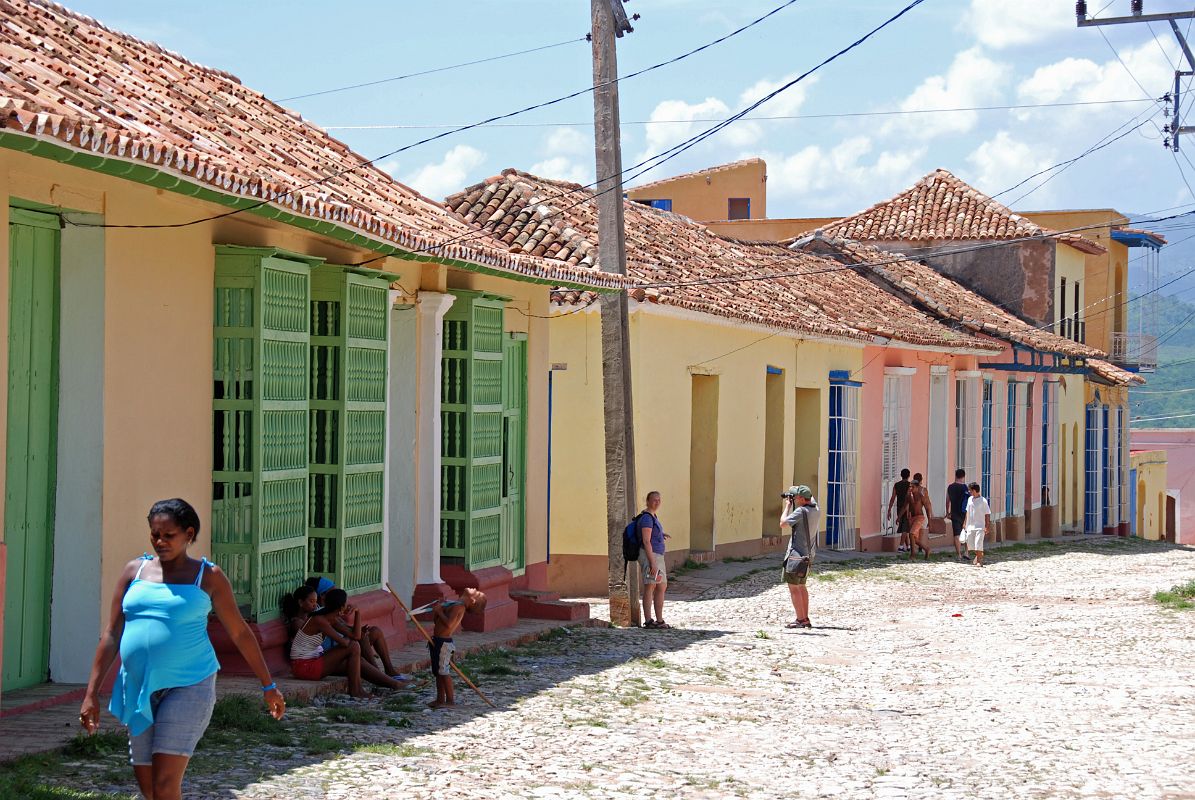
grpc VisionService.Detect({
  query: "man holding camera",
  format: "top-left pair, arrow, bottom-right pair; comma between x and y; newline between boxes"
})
780,485 -> 820,629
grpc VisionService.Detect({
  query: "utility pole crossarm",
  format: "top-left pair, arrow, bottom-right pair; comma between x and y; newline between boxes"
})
1077,11 -> 1195,27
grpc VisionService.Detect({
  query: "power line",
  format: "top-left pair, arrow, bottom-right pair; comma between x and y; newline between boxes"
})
351,0 -> 928,268
278,37 -> 587,102
321,98 -> 1155,131
1130,411 -> 1195,422
1130,385 -> 1195,393
61,0 -> 805,231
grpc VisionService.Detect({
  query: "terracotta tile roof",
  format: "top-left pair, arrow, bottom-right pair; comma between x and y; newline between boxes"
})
792,234 -> 1106,360
628,158 -> 765,195
1088,358 -> 1145,386
446,170 -> 1001,352
822,169 -> 1106,256
0,0 -> 631,291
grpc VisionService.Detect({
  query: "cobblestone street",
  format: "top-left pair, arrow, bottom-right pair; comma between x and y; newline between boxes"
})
26,539 -> 1195,799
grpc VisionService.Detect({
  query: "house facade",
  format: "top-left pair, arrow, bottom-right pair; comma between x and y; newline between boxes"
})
0,0 -> 622,694
445,170 -> 1001,595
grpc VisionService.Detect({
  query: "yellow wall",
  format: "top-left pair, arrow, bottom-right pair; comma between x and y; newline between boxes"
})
547,303 -> 862,568
1131,450 -> 1168,540
628,160 -> 768,222
1024,210 -> 1128,354
707,217 -> 832,242
1057,373 -> 1086,529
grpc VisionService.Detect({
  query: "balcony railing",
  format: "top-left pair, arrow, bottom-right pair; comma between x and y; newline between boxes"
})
1111,331 -> 1158,372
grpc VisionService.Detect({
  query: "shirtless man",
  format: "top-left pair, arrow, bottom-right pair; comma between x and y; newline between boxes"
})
907,474 -> 934,561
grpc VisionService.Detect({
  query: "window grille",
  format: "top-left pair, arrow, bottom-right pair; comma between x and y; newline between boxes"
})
880,371 -> 912,533
956,375 -> 980,483
1085,401 -> 1103,533
1040,381 -> 1058,508
826,375 -> 860,551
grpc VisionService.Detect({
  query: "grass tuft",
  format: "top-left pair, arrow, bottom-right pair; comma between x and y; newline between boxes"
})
319,706 -> 384,725
1154,579 -> 1195,610
60,731 -> 126,759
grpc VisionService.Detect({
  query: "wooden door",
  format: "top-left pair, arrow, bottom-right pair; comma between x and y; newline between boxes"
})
3,208 -> 60,690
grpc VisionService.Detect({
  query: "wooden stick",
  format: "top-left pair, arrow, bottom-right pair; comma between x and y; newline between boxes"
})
384,582 -> 496,708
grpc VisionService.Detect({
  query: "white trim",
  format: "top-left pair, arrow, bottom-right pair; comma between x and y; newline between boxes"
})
930,365 -> 949,375
413,291 -> 457,587
884,366 -> 918,376
957,370 -> 983,378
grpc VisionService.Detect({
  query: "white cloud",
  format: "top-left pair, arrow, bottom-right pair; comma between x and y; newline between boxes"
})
965,131 -> 1058,200
738,73 -> 817,118
762,136 -> 927,214
1018,39 -> 1177,107
962,0 -> 1075,50
528,126 -> 593,185
529,155 -> 591,185
393,145 -> 486,200
884,47 -> 1010,139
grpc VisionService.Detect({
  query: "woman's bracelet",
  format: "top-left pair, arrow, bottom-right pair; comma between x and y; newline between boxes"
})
261,682 -> 277,693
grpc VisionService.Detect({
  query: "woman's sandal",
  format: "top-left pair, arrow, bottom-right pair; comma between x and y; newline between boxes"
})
642,619 -> 658,628
784,621 -> 801,629
798,618 -> 812,629
654,621 -> 672,629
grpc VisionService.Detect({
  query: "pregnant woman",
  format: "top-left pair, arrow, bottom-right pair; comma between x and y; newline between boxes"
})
78,498 -> 285,800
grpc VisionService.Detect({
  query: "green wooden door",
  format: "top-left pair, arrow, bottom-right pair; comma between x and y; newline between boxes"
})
4,208 -> 60,690
440,292 -> 506,571
213,246 -> 320,621
501,334 -> 526,573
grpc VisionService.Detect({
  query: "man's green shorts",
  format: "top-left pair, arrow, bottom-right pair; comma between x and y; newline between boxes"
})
782,557 -> 810,585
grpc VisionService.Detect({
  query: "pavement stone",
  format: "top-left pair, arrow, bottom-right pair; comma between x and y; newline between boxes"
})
7,537 -> 1195,799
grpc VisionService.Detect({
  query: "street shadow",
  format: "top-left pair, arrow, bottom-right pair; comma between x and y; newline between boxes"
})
53,625 -> 735,799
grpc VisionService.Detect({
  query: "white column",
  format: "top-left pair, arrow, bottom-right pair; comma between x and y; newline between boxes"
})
414,291 -> 456,586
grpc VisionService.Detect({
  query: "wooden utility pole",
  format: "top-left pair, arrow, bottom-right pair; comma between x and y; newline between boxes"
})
590,0 -> 639,628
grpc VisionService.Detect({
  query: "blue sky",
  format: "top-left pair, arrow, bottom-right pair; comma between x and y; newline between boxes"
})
59,1 -> 1195,232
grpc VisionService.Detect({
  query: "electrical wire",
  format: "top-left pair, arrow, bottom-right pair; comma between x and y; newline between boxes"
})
278,37 -> 587,102
322,98 -> 1155,131
60,0 -> 807,231
347,0 -> 929,269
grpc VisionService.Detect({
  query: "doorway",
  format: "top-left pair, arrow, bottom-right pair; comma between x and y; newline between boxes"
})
3,208 -> 61,691
792,388 -> 820,494
689,375 -> 719,552
760,368 -> 784,534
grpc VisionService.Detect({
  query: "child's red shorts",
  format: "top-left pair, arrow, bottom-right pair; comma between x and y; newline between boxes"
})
291,657 -> 324,680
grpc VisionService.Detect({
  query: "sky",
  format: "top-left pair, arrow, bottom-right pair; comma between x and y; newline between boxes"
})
54,0 -> 1195,270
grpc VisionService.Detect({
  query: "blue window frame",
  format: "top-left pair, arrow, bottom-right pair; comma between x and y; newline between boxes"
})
1084,402 -> 1101,533
1005,382 -> 1017,517
826,373 -> 860,551
1102,404 -> 1111,530
640,199 -> 672,211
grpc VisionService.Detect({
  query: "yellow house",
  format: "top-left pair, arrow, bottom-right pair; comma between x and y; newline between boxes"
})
445,170 -> 999,595
0,0 -> 626,694
1130,447 -> 1169,540
627,158 -> 767,222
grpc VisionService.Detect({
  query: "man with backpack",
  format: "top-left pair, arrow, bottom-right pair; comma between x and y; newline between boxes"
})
626,491 -> 670,628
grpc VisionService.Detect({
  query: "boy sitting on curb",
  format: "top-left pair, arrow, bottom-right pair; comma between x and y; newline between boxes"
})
427,588 -> 487,708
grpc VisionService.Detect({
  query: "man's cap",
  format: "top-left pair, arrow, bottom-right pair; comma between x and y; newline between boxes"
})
316,577 -> 335,595
787,485 -> 813,499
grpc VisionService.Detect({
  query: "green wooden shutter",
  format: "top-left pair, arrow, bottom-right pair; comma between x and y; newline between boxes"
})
3,208 -> 60,690
213,246 -> 321,621
308,267 -> 389,594
501,333 -> 527,573
440,292 -> 507,571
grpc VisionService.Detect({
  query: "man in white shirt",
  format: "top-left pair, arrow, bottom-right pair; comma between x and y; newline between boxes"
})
963,482 -> 993,567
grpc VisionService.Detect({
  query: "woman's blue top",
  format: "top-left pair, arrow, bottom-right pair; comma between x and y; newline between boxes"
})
109,555 -> 220,735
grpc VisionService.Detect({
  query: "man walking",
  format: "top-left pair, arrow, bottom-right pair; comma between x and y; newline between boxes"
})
945,469 -> 971,562
908,474 -> 933,561
963,483 -> 992,567
637,491 -> 671,628
780,485 -> 820,629
886,468 -> 912,552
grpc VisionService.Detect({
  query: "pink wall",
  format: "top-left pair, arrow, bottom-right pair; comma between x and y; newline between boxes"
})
1130,429 -> 1195,544
857,347 -> 981,537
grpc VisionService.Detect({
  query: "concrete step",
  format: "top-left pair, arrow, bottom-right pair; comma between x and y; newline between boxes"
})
510,590 -> 590,621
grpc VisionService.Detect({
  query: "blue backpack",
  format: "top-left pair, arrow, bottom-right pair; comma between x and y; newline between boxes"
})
623,512 -> 648,564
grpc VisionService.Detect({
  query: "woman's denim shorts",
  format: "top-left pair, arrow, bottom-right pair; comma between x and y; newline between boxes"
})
128,673 -> 217,765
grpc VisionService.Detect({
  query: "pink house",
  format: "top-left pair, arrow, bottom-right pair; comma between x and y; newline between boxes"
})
1130,429 -> 1195,544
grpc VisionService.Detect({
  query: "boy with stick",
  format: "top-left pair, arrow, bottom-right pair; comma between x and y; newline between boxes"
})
426,588 -> 487,708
